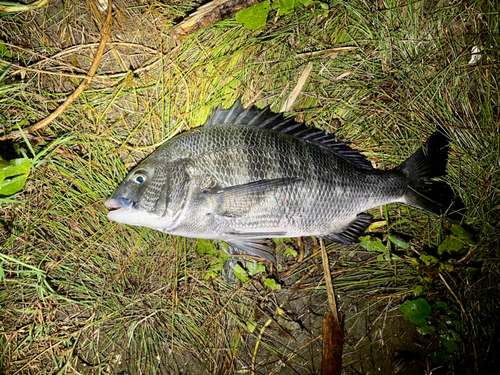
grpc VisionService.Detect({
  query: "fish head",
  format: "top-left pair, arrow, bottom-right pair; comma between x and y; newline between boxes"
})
105,157 -> 170,228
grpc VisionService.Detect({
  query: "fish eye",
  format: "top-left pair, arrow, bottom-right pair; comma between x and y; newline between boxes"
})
132,171 -> 147,184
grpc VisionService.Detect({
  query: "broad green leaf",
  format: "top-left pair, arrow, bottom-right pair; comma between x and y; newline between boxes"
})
359,236 -> 386,252
196,239 -> 215,255
276,0 -> 295,16
0,157 -> 31,196
434,301 -> 447,309
438,236 -> 464,255
388,235 -> 409,249
247,260 -> 266,276
377,252 -> 400,262
420,254 -> 439,265
450,223 -> 475,245
417,324 -> 436,335
0,40 -> 11,58
447,310 -> 459,320
413,285 -> 423,296
273,237 -> 291,243
246,317 -> 257,333
275,0 -> 329,17
284,248 -> 297,258
439,328 -> 461,353
264,277 -> 281,290
236,1 -> 271,31
233,264 -> 251,283
399,299 -> 431,326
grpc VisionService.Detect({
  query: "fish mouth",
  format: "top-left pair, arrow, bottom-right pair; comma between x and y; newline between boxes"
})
105,197 -> 133,218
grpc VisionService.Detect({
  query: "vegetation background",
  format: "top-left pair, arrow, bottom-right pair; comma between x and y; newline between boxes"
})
0,0 -> 498,374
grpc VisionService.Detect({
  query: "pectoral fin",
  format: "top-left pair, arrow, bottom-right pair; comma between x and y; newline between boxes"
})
206,178 -> 298,218
322,214 -> 373,244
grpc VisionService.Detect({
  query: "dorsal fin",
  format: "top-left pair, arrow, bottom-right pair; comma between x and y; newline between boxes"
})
204,100 -> 373,170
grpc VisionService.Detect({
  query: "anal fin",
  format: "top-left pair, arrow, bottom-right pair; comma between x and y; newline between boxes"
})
226,238 -> 277,266
323,214 -> 373,244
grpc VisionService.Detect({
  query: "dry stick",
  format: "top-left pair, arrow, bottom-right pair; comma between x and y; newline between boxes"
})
320,239 -> 338,319
251,317 -> 273,375
168,0 -> 261,40
320,239 -> 343,375
0,0 -> 114,141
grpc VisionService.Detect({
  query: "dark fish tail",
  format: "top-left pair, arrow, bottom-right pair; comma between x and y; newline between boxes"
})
396,130 -> 458,216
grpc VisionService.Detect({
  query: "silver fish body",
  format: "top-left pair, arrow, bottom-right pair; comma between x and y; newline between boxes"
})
105,102 -> 455,263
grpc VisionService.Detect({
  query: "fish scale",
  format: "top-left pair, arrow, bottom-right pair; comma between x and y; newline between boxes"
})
105,101 -> 458,264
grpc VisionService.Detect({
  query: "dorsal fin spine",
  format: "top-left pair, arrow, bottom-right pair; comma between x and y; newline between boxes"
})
256,114 -> 282,129
203,100 -> 374,170
233,106 -> 252,123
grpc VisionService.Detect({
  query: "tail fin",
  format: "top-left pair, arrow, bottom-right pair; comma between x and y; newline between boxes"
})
397,130 -> 460,216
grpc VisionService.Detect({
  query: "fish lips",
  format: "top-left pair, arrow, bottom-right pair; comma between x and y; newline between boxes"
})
105,197 -> 133,220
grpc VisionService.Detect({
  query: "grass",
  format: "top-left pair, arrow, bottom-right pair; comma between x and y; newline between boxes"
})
0,0 -> 499,374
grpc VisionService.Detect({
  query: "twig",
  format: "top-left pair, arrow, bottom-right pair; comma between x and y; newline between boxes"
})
320,238 -> 344,375
0,0 -> 114,141
251,317 -> 273,374
296,46 -> 358,58
168,0 -> 261,40
320,238 -> 338,320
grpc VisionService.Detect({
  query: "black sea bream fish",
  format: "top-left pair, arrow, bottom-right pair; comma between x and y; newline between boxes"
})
105,102 -> 456,264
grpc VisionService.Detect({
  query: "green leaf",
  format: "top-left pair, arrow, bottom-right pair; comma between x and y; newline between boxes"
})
450,223 -> 475,245
0,157 -> 31,196
233,264 -> 251,283
236,1 -> 271,31
417,324 -> 436,335
438,236 -> 464,255
273,237 -> 291,243
439,328 -> 461,353
247,260 -> 266,276
447,310 -> 459,320
413,285 -> 423,296
420,254 -> 438,265
399,299 -> 431,326
0,39 -> 11,58
264,277 -> 281,290
296,0 -> 329,9
196,239 -> 215,255
388,235 -> 409,249
274,0 -> 329,17
276,0 -> 295,16
284,248 -> 297,258
196,240 -> 229,279
246,316 -> 258,333
434,301 -> 447,309
377,252 -> 400,262
359,236 -> 386,252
